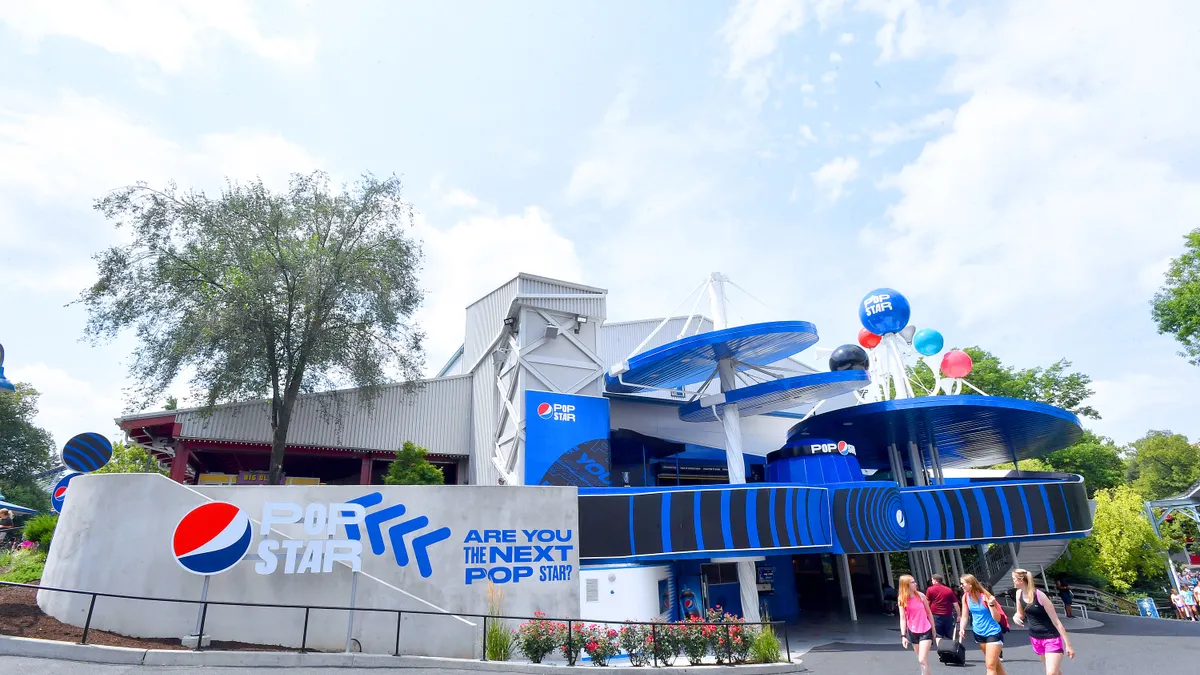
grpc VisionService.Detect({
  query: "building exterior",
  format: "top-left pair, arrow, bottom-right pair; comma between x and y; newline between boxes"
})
114,273 -> 1092,627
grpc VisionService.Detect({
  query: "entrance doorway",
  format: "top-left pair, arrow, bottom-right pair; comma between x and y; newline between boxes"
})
793,554 -> 841,611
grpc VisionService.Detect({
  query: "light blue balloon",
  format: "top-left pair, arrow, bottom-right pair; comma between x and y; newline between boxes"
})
858,288 -> 911,335
913,328 -> 944,356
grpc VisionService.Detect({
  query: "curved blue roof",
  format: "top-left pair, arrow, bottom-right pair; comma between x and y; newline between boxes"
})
678,370 -> 869,423
606,321 -> 818,393
783,396 -> 1083,470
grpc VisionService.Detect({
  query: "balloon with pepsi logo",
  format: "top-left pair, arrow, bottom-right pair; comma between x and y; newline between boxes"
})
859,288 -> 911,335
857,328 -> 881,349
941,349 -> 973,379
61,432 -> 113,473
913,328 -> 944,356
829,344 -> 870,372
51,472 -> 81,514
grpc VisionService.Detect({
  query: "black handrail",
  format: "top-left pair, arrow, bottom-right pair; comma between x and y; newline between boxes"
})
3,580 -> 791,664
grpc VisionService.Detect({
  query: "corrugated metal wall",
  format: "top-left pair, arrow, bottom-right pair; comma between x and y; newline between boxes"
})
463,277 -> 519,369
174,375 -> 473,456
599,316 -> 714,368
516,276 -> 607,320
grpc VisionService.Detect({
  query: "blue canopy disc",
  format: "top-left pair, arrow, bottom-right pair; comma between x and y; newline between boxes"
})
606,320 -> 819,393
783,395 -> 1082,471
678,370 -> 869,423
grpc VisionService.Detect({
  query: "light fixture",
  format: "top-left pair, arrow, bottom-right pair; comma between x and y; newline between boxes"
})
574,315 -> 587,334
545,324 -> 561,340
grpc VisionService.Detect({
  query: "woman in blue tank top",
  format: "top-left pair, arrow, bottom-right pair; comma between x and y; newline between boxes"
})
958,574 -> 1006,675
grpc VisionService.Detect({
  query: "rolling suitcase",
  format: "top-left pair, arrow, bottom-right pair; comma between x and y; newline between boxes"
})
936,628 -> 967,666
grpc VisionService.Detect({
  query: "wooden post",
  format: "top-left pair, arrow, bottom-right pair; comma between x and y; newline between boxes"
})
359,455 -> 373,486
169,443 -> 192,483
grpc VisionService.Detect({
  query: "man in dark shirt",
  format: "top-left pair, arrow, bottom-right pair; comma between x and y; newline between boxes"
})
925,574 -> 959,642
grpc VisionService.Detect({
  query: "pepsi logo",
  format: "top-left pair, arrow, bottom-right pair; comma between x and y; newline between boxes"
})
895,510 -> 906,528
50,473 -> 80,514
537,402 -> 553,419
173,502 -> 253,576
836,441 -> 856,456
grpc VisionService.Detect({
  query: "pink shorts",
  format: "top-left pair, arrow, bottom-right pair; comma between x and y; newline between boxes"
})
1030,636 -> 1063,655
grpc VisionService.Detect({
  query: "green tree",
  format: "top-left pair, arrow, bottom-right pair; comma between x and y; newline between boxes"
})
383,442 -> 445,485
0,384 -> 54,513
1088,485 -> 1168,592
1151,228 -> 1200,365
1126,430 -> 1200,500
79,172 -> 426,485
93,442 -> 168,476
164,396 -> 178,411
1044,430 -> 1126,498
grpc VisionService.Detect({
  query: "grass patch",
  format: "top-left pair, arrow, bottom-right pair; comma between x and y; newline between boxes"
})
0,548 -> 46,583
484,582 -> 513,661
750,622 -> 782,664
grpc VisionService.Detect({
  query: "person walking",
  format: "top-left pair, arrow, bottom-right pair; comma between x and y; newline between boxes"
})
898,574 -> 936,675
959,574 -> 1006,675
1012,569 -> 1075,675
882,582 -> 898,616
925,574 -> 959,646
1183,586 -> 1198,621
1171,589 -> 1188,620
1055,578 -> 1074,618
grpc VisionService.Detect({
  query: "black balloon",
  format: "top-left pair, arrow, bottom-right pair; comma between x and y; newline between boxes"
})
829,344 -> 870,372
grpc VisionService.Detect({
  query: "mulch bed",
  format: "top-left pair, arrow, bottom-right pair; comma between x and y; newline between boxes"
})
0,582 -> 279,652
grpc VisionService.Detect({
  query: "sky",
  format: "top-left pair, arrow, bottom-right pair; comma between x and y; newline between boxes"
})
2,0 -> 1199,452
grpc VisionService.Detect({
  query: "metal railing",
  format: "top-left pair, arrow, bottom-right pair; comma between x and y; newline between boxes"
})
964,543 -> 1017,589
0,581 -> 790,664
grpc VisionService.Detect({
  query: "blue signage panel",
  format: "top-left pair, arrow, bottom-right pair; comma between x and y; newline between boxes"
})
524,391 -> 611,486
1137,597 -> 1160,618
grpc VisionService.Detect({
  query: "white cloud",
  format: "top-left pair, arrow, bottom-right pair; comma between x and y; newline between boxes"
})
412,205 -> 582,372
800,83 -> 816,94
0,0 -> 317,73
8,363 -> 124,447
821,70 -> 838,84
829,51 -> 843,63
868,108 -> 955,150
838,32 -> 855,44
798,124 -> 818,145
721,0 -> 806,78
811,155 -> 859,202
441,189 -> 481,209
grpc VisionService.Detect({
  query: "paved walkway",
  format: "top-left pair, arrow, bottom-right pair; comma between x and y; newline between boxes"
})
800,611 -> 1200,675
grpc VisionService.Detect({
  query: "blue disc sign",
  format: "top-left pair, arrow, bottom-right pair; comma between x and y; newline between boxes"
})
61,432 -> 113,473
859,288 -> 911,336
51,472 -> 81,514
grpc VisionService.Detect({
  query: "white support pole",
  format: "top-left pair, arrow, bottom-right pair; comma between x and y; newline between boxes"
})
345,570 -> 359,653
838,554 -> 858,622
883,553 -> 894,588
1008,543 -> 1020,574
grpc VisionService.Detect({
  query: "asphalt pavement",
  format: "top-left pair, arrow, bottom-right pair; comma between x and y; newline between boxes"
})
801,611 -> 1200,674
2,612 -> 1197,674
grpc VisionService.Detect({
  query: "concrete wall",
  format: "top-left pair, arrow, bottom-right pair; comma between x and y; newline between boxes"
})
578,565 -> 671,623
39,474 -> 579,658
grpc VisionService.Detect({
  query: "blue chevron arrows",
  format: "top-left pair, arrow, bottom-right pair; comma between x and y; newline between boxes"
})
344,492 -> 451,578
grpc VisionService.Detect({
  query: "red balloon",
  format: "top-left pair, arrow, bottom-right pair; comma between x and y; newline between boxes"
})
941,350 -> 973,379
857,328 -> 881,349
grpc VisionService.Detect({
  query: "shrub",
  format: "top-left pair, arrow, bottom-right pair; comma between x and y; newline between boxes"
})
679,616 -> 710,665
0,548 -> 46,583
618,623 -> 651,666
559,621 -> 587,666
515,612 -> 558,664
483,584 -> 512,661
645,623 -> 683,666
582,624 -> 619,666
23,514 -> 57,550
749,623 -> 781,664
702,607 -> 756,664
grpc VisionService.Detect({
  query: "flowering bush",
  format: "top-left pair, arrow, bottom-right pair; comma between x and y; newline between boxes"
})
645,623 -> 683,666
582,625 -> 620,666
514,612 -> 558,664
559,621 -> 588,665
618,623 -> 651,666
728,623 -> 757,665
680,616 -> 710,665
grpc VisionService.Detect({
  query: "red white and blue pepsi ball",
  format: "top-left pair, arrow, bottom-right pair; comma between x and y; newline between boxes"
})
172,502 -> 254,575
60,432 -> 113,473
537,402 -> 553,419
50,473 -> 81,514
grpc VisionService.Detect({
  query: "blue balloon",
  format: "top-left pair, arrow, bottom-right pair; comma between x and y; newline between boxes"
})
913,328 -> 944,356
858,288 -> 911,335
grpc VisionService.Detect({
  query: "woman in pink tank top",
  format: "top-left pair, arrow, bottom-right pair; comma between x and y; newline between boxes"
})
898,574 -> 936,675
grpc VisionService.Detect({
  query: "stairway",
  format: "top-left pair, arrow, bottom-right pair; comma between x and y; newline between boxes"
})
990,539 -> 1071,593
